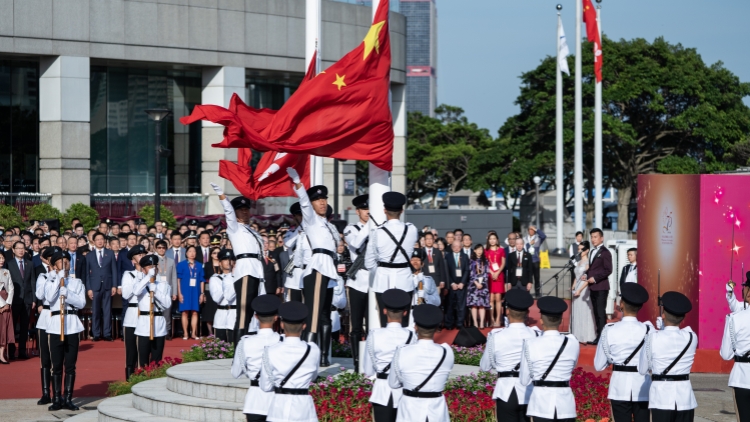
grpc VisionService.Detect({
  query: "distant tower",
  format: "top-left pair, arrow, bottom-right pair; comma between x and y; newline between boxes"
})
401,0 -> 438,117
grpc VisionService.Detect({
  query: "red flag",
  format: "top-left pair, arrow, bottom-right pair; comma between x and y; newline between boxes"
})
582,0 -> 602,83
180,0 -> 394,171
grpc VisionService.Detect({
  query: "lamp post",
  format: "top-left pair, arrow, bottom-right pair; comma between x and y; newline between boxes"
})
145,109 -> 172,223
533,176 -> 542,229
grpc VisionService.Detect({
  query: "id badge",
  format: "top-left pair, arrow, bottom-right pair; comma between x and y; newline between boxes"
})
477,276 -> 484,284
515,268 -> 523,277
189,278 -> 197,287
337,264 -> 346,273
456,269 -> 462,277
491,262 -> 499,272
159,275 -> 166,282
428,265 -> 436,273
274,263 -> 280,272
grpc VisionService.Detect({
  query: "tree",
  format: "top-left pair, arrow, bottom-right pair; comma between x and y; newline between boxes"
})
0,205 -> 24,229
27,204 -> 63,223
63,203 -> 100,232
138,205 -> 177,229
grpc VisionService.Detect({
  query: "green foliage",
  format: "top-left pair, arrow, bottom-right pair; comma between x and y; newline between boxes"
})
180,336 -> 234,362
63,203 -> 99,232
656,156 -> 701,174
0,205 -> 24,229
106,357 -> 181,396
451,344 -> 484,366
26,204 -> 62,223
138,205 -> 177,229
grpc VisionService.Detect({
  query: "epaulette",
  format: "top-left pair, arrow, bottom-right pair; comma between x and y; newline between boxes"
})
606,323 -> 615,327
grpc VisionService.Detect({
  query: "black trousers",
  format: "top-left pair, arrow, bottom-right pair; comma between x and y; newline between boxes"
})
735,387 -> 750,422
48,332 -> 79,377
495,389 -> 530,422
375,291 -> 412,328
233,276 -> 261,340
245,414 -> 267,422
38,328 -> 51,369
533,412 -> 575,422
302,271 -> 332,334
650,408 -> 695,422
163,301 -> 173,334
347,287 -> 368,342
590,290 -> 608,339
214,328 -> 234,343
531,261 -> 541,296
287,288 -> 303,303
372,393 -> 397,422
9,302 -> 31,357
92,288 -> 112,338
136,335 -> 165,367
444,288 -> 467,329
124,327 -> 138,370
611,400 -> 649,422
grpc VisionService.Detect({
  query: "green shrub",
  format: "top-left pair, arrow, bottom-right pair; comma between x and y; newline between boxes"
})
26,204 -> 63,223
106,356 -> 182,397
63,203 -> 100,232
138,205 -> 177,230
181,335 -> 234,362
0,205 -> 24,229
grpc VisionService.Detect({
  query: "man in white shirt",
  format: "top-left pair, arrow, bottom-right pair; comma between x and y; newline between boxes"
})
133,255 -> 172,367
34,246 -> 61,405
344,194 -> 370,372
283,202 -> 305,303
720,272 -> 750,421
121,245 -> 146,380
210,249 -> 237,343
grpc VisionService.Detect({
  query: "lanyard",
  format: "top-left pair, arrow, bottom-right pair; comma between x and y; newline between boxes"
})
454,253 -> 460,266
188,262 -> 198,280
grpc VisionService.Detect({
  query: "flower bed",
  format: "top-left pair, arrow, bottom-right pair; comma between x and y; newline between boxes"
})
106,357 -> 182,397
451,344 -> 485,366
332,339 -> 353,358
570,367 -> 611,422
181,335 -> 235,362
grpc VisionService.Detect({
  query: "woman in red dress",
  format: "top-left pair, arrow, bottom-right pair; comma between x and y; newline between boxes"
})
485,232 -> 506,327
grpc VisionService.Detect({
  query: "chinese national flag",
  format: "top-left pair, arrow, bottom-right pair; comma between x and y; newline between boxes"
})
582,0 -> 602,83
180,0 -> 394,171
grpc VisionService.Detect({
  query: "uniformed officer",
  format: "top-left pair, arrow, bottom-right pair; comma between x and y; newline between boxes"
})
389,304 -> 454,422
364,289 -> 417,422
121,245 -> 147,379
720,271 -> 750,421
638,291 -> 697,422
365,192 -> 418,328
34,246 -> 61,405
232,294 -> 283,422
283,202 -> 305,303
344,194 -> 370,372
594,283 -> 653,422
260,301 -> 321,422
45,251 -> 86,411
210,182 -> 265,346
726,271 -> 750,313
480,289 -> 541,422
134,255 -> 172,367
406,249 -> 441,328
519,296 -> 580,422
210,248 -> 238,343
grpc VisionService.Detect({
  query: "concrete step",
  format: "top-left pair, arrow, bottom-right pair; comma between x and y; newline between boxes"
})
96,394 -> 184,422
131,378 -> 245,422
65,410 -> 100,422
166,359 -> 248,403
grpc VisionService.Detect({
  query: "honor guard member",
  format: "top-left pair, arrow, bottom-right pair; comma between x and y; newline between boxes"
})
210,249 -> 238,343
720,272 -> 750,421
725,271 -> 750,314
344,194 -> 371,372
406,250 -> 441,327
286,168 -> 339,356
210,182 -> 265,346
480,289 -> 541,422
519,296 -> 580,422
365,192 -> 418,328
363,289 -> 417,422
232,294 -> 283,422
121,245 -> 148,379
638,291 -> 697,422
134,255 -> 172,367
594,283 -> 653,422
45,251 -> 86,411
283,202 -> 305,303
388,304 -> 454,422
34,246 -> 61,405
260,301 -> 320,422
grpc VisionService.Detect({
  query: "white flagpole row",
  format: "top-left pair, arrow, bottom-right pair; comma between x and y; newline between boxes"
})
306,0 -> 324,185
594,4 -> 603,229
574,0 -> 584,233
555,9 -> 565,254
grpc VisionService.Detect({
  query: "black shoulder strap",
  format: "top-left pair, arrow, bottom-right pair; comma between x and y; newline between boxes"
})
661,332 -> 693,376
414,347 -> 447,392
279,344 -> 311,387
381,225 -> 410,263
541,336 -> 568,381
622,325 -> 650,365
380,331 -> 415,375
353,225 -> 361,232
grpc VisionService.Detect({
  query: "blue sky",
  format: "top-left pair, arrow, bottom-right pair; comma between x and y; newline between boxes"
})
436,0 -> 750,134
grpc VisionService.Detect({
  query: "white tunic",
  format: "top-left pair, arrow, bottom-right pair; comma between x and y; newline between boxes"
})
343,221 -> 370,293
260,337 -> 320,422
365,219 -> 418,293
638,326 -> 697,410
720,307 -> 750,389
480,323 -> 542,403
363,322 -> 417,407
388,340 -> 454,422
44,271 -> 85,335
133,275 -> 172,338
209,273 -> 237,330
120,270 -> 142,328
220,197 -> 264,281
594,317 -> 653,401
231,329 -> 283,415
330,276 -> 347,332
294,184 -> 338,280
35,270 -> 52,330
519,331 -> 580,419
285,228 -> 309,291
406,274 -> 441,328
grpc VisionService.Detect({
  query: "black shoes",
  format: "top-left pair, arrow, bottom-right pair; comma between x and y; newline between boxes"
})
48,375 -> 63,411
38,369 -> 51,405
350,337 -> 360,373
63,373 -> 79,411
320,325 -> 332,367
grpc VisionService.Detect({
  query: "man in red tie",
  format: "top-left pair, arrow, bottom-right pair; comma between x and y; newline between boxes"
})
197,232 -> 211,264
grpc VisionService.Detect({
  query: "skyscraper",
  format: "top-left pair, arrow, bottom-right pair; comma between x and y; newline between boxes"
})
401,0 -> 438,117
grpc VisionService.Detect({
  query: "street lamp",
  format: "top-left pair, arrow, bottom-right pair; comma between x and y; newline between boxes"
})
145,109 -> 172,223
533,176 -> 542,229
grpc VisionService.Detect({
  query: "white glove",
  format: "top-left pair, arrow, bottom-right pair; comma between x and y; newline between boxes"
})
148,283 -> 156,292
417,289 -> 425,298
59,286 -> 68,297
210,182 -> 224,196
286,167 -> 301,184
147,268 -> 155,278
503,316 -> 510,327
656,316 -> 664,330
727,282 -> 735,293
58,270 -> 66,279
529,246 -> 535,255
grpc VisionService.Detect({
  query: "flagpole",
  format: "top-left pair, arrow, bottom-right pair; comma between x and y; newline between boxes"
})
555,6 -> 565,255
574,0 -> 583,233
594,1 -> 603,230
306,0 -> 324,185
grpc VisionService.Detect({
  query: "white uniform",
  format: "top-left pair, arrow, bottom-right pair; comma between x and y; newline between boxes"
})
637,326 -> 698,411
120,270 -> 142,328
220,197 -> 264,281
35,269 -> 52,330
519,330 -> 580,419
344,221 -> 370,293
209,273 -> 237,330
406,273 -> 441,327
594,317 -> 653,401
727,283 -> 746,314
365,219 -> 418,293
388,339 -> 454,422
330,276 -> 347,332
44,272 -> 85,336
231,329 -> 283,415
294,185 -> 338,282
261,337 -> 320,422
284,227 -> 305,291
364,322 -> 417,407
133,276 -> 172,338
721,308 -> 750,388
480,323 -> 542,403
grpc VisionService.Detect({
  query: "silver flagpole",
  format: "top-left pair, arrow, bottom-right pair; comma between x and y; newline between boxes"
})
306,0 -> 324,185
574,0 -> 584,233
555,6 -> 565,254
594,1 -> 603,229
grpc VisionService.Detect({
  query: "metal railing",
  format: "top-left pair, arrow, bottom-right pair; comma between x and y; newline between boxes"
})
91,193 -> 209,217
0,193 -> 52,219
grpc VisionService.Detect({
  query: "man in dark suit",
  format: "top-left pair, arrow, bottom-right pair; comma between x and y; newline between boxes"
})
585,228 -> 613,344
196,232 -> 212,264
444,240 -> 470,330
117,232 -> 137,280
421,232 -> 447,289
503,232 -> 518,285
261,236 -> 280,295
84,232 -> 119,341
506,238 -> 533,291
6,241 -> 34,359
618,247 -> 637,291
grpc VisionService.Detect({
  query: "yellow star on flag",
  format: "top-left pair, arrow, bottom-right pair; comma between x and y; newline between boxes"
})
363,20 -> 386,60
333,74 -> 347,91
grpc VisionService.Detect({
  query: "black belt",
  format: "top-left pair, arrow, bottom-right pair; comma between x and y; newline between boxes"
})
250,380 -> 260,387
651,374 -> 689,381
273,387 -> 309,395
532,381 -> 570,387
139,311 -> 164,316
221,305 -> 237,310
236,253 -> 260,260
377,262 -> 410,269
312,248 -> 336,259
50,309 -> 76,316
402,389 -> 443,398
247,332 -> 258,336
496,371 -> 520,378
376,373 -> 389,379
612,365 -> 639,372
127,303 -> 138,308
42,305 -> 50,310
735,356 -> 750,363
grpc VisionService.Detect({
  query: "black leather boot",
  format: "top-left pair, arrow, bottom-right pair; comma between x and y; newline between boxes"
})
126,367 -> 134,381
63,373 -> 79,411
48,375 -> 63,411
350,336 -> 360,373
320,324 -> 331,367
305,331 -> 318,346
38,368 -> 51,405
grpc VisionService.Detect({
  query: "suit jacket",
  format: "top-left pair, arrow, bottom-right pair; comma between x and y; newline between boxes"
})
84,248 -> 119,292
196,246 -> 212,264
75,253 -> 87,280
32,254 -> 42,268
618,263 -> 636,290
262,254 -> 280,293
34,264 -> 47,281
68,251 -> 80,275
156,254 -> 178,296
166,247 -> 187,264
421,247 -> 447,286
445,251 -> 470,288
6,255 -> 34,305
275,248 -> 290,277
117,248 -> 135,285
587,245 -> 613,292
506,249 -> 533,288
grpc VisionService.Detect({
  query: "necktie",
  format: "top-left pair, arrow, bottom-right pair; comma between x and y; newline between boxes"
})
98,250 -> 103,266
517,252 -> 521,267
428,249 -> 433,263
175,249 -> 180,263
204,249 -> 208,262
19,260 -> 24,278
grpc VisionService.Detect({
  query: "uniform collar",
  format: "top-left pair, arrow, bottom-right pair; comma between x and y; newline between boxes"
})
386,322 -> 402,328
663,326 -> 680,331
509,323 -> 526,328
621,316 -> 638,322
285,337 -> 303,343
417,339 -> 434,344
258,328 -> 274,335
542,330 -> 560,336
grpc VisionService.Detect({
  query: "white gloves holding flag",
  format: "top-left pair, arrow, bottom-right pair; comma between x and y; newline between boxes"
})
417,289 -> 425,299
147,268 -> 156,278
148,283 -> 156,293
286,167 -> 301,184
210,182 -> 224,197
59,286 -> 68,297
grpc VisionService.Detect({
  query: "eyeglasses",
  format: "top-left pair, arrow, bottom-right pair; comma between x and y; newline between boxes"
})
156,246 -> 166,250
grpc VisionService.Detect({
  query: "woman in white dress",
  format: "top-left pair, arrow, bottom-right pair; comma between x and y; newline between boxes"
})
571,241 -> 596,343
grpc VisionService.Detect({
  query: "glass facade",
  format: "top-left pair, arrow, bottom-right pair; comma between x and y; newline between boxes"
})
329,0 -> 399,13
401,0 -> 437,117
90,66 -> 202,194
0,59 -> 39,193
